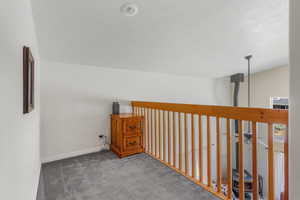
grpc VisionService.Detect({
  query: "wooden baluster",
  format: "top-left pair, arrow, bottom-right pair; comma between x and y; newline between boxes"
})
151,109 -> 154,155
152,109 -> 155,156
163,111 -> 167,161
226,119 -> 232,199
268,123 -> 275,200
150,109 -> 153,155
138,107 -> 145,149
173,112 -> 177,167
154,109 -> 157,157
216,117 -> 222,193
207,116 -> 212,187
168,111 -> 171,165
238,120 -> 245,200
191,114 -> 195,178
199,115 -> 203,182
178,112 -> 182,171
184,113 -> 189,175
146,108 -> 151,154
143,108 -> 146,152
157,110 -> 159,158
284,127 -> 289,200
146,109 -> 149,153
150,108 -> 153,154
158,110 -> 161,160
252,121 -> 258,200
142,108 -> 145,150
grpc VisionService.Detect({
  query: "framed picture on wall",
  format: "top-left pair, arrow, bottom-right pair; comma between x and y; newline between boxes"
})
23,46 -> 35,114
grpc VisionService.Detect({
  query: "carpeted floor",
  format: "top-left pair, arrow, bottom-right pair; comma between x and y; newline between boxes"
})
38,151 -> 219,200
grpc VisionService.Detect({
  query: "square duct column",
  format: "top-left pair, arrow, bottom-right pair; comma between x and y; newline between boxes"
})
230,73 -> 244,170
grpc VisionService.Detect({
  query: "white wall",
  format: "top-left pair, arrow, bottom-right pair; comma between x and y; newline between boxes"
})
0,0 -> 41,200
290,0 -> 300,198
238,66 -> 289,108
40,61 -> 231,162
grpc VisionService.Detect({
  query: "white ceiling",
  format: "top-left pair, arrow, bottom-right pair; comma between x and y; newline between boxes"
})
32,0 -> 289,77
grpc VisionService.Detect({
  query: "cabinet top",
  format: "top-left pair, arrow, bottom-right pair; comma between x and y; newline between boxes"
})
111,113 -> 143,119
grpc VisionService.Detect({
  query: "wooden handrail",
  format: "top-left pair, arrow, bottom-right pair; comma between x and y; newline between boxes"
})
131,101 -> 288,124
132,101 -> 289,200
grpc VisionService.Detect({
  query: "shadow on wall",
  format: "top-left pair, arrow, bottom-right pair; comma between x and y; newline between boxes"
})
213,76 -> 232,106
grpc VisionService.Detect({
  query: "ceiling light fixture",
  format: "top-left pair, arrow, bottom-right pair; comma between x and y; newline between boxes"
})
121,3 -> 139,17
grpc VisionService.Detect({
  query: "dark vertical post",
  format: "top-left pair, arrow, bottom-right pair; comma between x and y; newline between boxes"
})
245,55 -> 252,134
230,73 -> 244,170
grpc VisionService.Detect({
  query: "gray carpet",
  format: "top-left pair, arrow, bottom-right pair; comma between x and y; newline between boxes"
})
39,151 -> 219,200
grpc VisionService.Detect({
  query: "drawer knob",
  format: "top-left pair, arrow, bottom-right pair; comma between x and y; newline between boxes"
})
129,125 -> 136,129
128,141 -> 137,145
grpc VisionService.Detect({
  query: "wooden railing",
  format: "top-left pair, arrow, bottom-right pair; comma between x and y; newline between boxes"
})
131,101 -> 289,200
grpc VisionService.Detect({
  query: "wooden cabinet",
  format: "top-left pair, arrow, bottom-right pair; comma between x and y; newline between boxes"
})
111,114 -> 144,158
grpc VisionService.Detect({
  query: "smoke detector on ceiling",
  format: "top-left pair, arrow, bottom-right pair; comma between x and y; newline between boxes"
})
121,3 -> 139,17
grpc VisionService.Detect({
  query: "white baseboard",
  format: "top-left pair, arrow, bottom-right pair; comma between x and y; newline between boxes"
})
42,145 -> 108,163
34,162 -> 41,200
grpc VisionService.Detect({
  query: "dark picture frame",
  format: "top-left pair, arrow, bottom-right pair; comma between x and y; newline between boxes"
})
23,46 -> 35,114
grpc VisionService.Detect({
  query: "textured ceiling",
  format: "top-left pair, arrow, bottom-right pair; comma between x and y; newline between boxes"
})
32,0 -> 288,77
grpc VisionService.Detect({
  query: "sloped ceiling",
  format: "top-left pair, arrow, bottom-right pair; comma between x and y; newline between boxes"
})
32,0 -> 288,77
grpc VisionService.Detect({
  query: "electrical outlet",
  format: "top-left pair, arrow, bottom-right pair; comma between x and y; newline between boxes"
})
98,134 -> 105,139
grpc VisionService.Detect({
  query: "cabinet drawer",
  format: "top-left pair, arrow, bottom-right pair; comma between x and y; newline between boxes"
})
123,119 -> 142,136
125,136 -> 141,150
